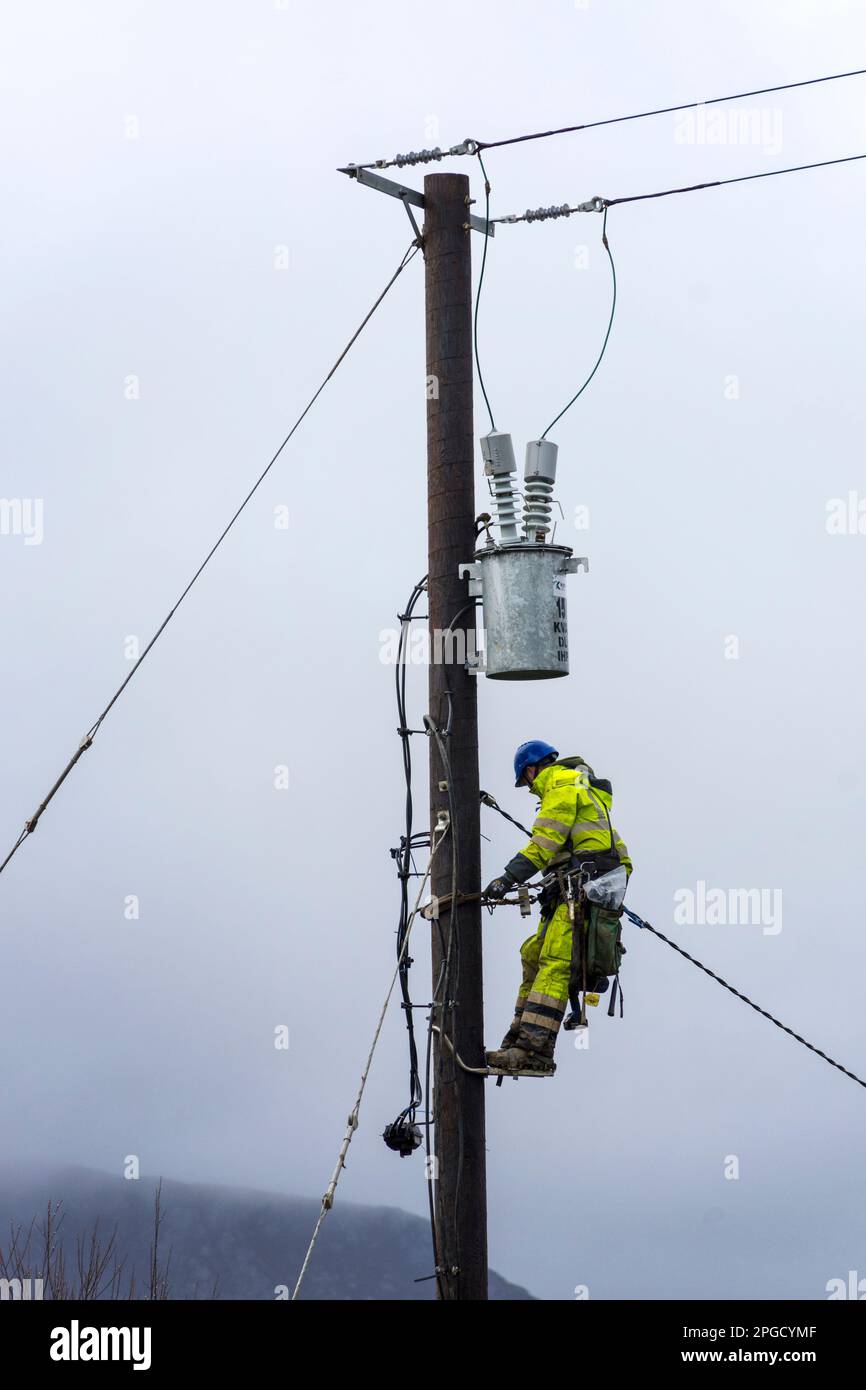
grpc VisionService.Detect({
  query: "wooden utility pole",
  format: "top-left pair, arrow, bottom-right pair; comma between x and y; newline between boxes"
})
424,171 -> 488,1301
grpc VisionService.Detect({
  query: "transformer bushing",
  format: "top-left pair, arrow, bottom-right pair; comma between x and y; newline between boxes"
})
523,439 -> 558,543
480,430 -> 520,543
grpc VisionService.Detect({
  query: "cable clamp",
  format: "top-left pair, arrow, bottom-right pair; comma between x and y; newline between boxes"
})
577,195 -> 606,213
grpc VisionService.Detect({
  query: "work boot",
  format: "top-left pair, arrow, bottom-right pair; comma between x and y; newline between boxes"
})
498,1023 -> 521,1050
485,1046 -> 555,1075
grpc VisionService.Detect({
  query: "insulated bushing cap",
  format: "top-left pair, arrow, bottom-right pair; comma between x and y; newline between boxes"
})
481,430 -> 517,475
525,439 -> 558,482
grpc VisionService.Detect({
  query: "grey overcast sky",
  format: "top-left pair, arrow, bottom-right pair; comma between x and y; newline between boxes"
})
2,0 -> 865,1300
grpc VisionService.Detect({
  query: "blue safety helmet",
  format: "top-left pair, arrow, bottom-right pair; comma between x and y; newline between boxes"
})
514,740 -> 559,787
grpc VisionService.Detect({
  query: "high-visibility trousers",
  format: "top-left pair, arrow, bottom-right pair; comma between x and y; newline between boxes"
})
510,902 -> 571,1055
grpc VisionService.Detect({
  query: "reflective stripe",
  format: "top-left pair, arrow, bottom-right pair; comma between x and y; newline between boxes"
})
534,816 -> 572,835
521,1008 -> 564,1031
569,818 -> 609,839
531,833 -> 562,852
522,1011 -> 561,1034
525,990 -> 565,1012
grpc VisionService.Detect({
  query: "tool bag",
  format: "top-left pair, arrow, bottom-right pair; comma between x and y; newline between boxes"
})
584,901 -> 626,981
563,856 -> 628,1025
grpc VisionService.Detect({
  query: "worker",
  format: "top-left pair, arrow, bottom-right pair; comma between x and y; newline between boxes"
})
483,740 -> 633,1074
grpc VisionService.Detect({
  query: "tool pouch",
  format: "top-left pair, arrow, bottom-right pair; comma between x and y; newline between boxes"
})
585,903 -> 625,980
566,902 -> 626,1025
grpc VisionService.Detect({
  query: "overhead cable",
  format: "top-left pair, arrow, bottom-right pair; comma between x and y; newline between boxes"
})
0,240 -> 421,882
492,152 -> 866,226
346,67 -> 866,169
474,67 -> 866,152
625,907 -> 866,1091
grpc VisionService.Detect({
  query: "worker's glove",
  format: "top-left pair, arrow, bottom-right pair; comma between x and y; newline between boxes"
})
483,874 -> 513,901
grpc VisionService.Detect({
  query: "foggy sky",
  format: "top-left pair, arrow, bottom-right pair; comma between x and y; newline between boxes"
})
2,0 -> 865,1300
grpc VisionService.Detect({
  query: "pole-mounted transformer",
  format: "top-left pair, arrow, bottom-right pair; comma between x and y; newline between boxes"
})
461,431 -> 588,679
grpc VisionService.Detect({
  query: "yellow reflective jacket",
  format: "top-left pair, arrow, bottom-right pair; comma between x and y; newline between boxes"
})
514,756 -> 632,877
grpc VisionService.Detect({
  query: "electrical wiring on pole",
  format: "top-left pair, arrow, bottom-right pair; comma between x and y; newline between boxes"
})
0,240 -> 421,884
391,575 -> 430,1132
385,577 -> 484,1294
473,150 -> 496,433
423,711 -> 465,1291
470,157 -> 617,481
386,573 -> 450,1292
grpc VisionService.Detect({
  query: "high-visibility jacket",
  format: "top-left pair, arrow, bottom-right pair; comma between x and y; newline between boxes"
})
507,756 -> 633,879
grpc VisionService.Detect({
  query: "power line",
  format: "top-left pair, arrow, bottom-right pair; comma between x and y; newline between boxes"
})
347,68 -> 866,170
0,240 -> 421,882
475,66 -> 866,151
491,152 -> 866,225
625,908 -> 866,1091
605,151 -> 866,207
